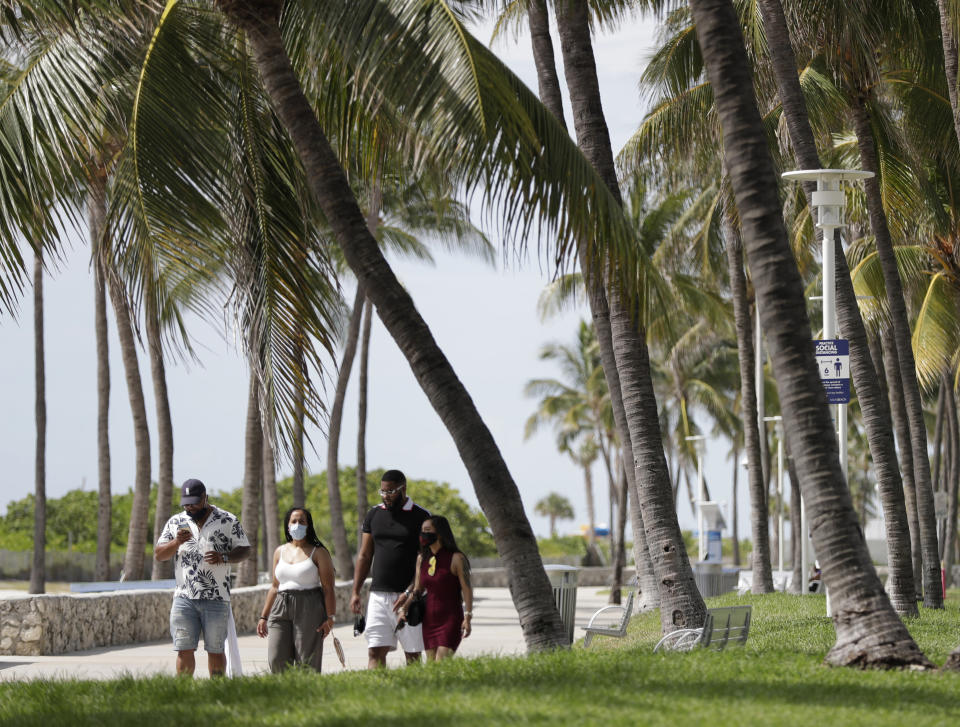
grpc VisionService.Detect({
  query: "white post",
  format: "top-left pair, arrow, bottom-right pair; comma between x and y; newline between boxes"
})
685,435 -> 707,561
781,168 -> 872,597
764,416 -> 784,579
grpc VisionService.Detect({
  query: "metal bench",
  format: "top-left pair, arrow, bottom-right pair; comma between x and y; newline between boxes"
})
653,604 -> 752,653
583,590 -> 634,647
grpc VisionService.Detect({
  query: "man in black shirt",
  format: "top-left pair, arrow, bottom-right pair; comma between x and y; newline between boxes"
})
350,469 -> 430,668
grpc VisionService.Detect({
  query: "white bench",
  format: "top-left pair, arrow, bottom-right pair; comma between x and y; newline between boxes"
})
653,605 -> 752,653
583,590 -> 634,647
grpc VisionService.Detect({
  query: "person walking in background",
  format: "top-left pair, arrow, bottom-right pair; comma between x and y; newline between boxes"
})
402,515 -> 473,661
349,469 -> 430,668
155,478 -> 251,677
257,507 -> 336,672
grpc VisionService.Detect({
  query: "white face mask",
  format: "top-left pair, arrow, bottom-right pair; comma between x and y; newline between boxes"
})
288,523 -> 308,541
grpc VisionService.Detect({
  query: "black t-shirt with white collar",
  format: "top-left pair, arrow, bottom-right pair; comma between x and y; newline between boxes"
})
361,497 -> 430,592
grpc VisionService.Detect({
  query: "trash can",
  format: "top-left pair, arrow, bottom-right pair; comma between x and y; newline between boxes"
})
693,561 -> 723,598
544,564 -> 578,645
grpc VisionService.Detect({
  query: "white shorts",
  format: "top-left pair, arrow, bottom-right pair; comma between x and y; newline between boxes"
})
365,590 -> 424,653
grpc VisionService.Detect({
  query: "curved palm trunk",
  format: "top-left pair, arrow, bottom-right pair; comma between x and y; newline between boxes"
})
239,372 -> 263,586
222,6 -> 566,650
555,0 -> 701,631
850,104 -> 942,609
723,210 -> 772,592
146,291 -> 175,580
879,330 -> 922,599
525,0 -> 658,611
326,285 -> 366,578
527,0 -> 566,129
90,173 -> 112,583
109,272 -> 152,581
754,0 -> 916,612
29,250 -> 45,595
689,0 -> 930,668
356,295 -> 372,547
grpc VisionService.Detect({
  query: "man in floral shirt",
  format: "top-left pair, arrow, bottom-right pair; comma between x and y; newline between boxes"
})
155,478 -> 251,676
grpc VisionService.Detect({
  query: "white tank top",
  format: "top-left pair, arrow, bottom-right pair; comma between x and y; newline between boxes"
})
276,546 -> 321,591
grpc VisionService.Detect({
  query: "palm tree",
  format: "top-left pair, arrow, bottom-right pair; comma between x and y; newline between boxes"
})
238,372 -> 263,586
525,321 -> 609,553
29,249 -> 46,594
90,171 -> 112,582
687,0 -> 931,668
553,0 -> 705,632
535,492 -> 575,538
689,0 -> 919,613
11,0 -> 654,650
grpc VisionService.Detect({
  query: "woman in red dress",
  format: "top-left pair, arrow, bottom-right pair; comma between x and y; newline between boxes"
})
403,515 -> 473,661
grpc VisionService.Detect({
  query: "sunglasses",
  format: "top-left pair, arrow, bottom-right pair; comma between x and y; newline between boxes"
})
353,614 -> 366,637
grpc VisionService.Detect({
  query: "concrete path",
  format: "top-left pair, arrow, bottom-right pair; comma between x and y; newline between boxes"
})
0,587 -> 614,681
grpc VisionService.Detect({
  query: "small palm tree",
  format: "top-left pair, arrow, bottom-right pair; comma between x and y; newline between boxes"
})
535,493 -> 575,538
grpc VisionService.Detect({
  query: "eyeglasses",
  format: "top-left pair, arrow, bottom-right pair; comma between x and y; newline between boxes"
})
379,488 -> 404,497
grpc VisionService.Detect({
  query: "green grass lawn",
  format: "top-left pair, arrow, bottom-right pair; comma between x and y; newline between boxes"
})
2,591 -> 959,726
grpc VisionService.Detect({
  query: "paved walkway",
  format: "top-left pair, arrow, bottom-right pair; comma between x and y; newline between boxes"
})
0,587 -> 613,681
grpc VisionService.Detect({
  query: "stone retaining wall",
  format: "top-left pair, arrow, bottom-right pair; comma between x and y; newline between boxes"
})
0,580 -> 367,657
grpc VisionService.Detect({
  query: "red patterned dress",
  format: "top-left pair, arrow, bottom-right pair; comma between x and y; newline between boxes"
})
420,549 -> 464,650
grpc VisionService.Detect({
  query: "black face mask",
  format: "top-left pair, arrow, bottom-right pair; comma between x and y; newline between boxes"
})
187,506 -> 209,522
419,531 -> 438,547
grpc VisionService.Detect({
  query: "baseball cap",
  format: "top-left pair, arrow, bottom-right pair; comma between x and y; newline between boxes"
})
180,478 -> 206,505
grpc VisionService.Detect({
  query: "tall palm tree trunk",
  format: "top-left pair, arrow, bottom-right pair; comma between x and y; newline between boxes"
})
582,459 -> 596,553
849,104 -> 942,608
524,0 -> 658,612
29,250 -> 45,595
527,0 -> 566,128
834,244 -> 916,613
555,0 -> 701,631
787,443 -> 803,593
326,285 -> 366,578
932,380 -> 947,555
291,340 -> 306,509
880,330 -> 922,599
146,291 -> 174,580
109,272 -> 152,581
609,460 -> 629,604
90,171 -> 112,583
239,372 -> 263,586
723,209 -> 772,592
688,0 -> 931,668
220,4 -> 566,650
262,408 -> 279,567
754,0 -> 916,612
936,1 -> 960,161
356,295 -> 372,547
943,386 -> 959,588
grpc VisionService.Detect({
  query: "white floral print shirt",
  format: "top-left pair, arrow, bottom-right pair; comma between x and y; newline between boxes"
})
157,507 -> 249,601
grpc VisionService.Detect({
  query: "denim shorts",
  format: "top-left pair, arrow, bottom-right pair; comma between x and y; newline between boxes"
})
170,597 -> 231,653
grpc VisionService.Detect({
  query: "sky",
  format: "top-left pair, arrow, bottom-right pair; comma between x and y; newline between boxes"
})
0,11 -> 740,540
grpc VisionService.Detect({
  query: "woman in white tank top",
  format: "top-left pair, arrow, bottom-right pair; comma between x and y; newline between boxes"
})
257,507 -> 337,672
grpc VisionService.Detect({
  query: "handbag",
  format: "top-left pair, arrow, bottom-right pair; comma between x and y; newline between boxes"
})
405,591 -> 426,627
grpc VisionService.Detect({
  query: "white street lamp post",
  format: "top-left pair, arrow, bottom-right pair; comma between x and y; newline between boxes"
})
685,435 -> 707,560
781,169 -> 873,594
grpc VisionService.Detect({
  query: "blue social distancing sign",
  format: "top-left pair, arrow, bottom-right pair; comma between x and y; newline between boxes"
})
814,339 -> 850,404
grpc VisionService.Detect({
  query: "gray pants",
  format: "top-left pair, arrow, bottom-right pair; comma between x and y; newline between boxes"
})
267,587 -> 326,672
